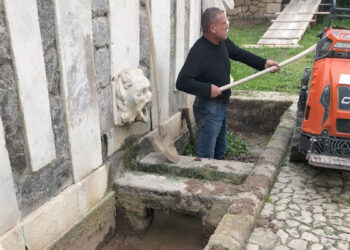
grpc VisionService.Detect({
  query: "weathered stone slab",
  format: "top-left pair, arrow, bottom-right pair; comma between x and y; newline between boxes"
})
137,152 -> 253,184
22,165 -> 108,249
54,0 -> 102,182
4,0 -> 56,172
0,119 -> 20,235
114,171 -> 238,231
151,0 -> 171,123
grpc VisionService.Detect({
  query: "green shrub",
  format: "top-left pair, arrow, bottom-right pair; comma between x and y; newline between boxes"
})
184,131 -> 249,158
226,131 -> 249,157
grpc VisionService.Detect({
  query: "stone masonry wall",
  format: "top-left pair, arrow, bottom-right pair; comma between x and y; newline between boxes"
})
0,0 -> 197,230
0,0 -> 73,217
0,0 -> 201,248
227,0 -> 282,19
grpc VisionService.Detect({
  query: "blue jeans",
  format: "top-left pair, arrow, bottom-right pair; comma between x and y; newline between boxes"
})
193,98 -> 227,160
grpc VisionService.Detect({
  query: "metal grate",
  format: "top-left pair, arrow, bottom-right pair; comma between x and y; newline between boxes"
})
311,137 -> 350,157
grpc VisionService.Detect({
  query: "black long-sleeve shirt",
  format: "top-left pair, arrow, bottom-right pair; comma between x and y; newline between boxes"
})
176,36 -> 267,103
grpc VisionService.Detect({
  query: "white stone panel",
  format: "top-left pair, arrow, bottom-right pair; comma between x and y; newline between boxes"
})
22,165 -> 108,250
4,0 -> 56,171
189,0 -> 202,48
0,119 -> 20,235
0,224 -> 25,250
175,0 -> 186,90
54,0 -> 102,182
151,0 -> 171,124
109,0 -> 140,76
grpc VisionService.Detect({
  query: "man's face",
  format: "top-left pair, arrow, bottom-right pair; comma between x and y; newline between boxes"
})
212,12 -> 228,41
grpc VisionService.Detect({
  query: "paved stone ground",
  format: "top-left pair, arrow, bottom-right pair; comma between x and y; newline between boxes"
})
247,159 -> 350,250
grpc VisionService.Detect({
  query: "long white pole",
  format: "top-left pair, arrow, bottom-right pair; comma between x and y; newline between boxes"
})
220,44 -> 317,91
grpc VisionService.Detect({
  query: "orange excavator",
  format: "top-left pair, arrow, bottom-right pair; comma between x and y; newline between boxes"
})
290,0 -> 350,170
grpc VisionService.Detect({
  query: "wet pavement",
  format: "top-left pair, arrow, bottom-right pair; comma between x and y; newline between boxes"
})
247,159 -> 350,250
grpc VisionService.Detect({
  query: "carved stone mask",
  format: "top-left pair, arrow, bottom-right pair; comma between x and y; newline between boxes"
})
113,68 -> 152,125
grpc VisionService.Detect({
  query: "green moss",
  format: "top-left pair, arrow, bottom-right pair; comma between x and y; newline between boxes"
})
122,143 -> 140,170
263,195 -> 271,203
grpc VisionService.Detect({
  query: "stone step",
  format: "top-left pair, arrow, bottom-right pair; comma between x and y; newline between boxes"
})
114,171 -> 241,235
133,152 -> 253,184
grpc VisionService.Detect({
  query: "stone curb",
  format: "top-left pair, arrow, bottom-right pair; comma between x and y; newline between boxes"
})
205,102 -> 297,250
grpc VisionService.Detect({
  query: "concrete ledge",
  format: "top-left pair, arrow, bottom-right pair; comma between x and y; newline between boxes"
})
47,192 -> 116,250
136,152 -> 253,184
205,101 -> 297,249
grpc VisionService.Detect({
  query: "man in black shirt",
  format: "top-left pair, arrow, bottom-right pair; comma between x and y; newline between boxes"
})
176,7 -> 279,160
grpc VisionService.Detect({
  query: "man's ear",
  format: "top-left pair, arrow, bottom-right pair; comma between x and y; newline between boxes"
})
209,23 -> 216,34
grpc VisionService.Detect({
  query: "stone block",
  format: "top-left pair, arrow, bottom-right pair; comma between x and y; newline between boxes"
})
214,214 -> 254,244
250,5 -> 258,13
97,85 -> 113,133
36,0 -> 56,51
48,192 -> 116,250
252,162 -> 277,180
139,2 -> 151,80
77,165 -> 108,214
22,183 -> 81,250
92,17 -> 109,48
0,118 -> 20,235
22,165 -> 108,249
234,0 -> 245,6
54,0 -> 102,182
95,47 -> 110,89
227,7 -> 241,16
44,47 -> 60,95
0,27 -> 10,60
0,0 -> 4,27
266,3 -> 281,13
92,0 -> 108,17
4,0 -> 56,172
138,152 -> 253,184
242,5 -> 249,12
0,224 -> 25,250
205,233 -> 241,250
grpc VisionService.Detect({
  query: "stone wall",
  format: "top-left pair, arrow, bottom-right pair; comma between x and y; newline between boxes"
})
0,0 -> 203,249
227,0 -> 282,19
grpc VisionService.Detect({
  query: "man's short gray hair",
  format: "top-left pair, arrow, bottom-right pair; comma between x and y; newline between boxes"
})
201,7 -> 225,34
